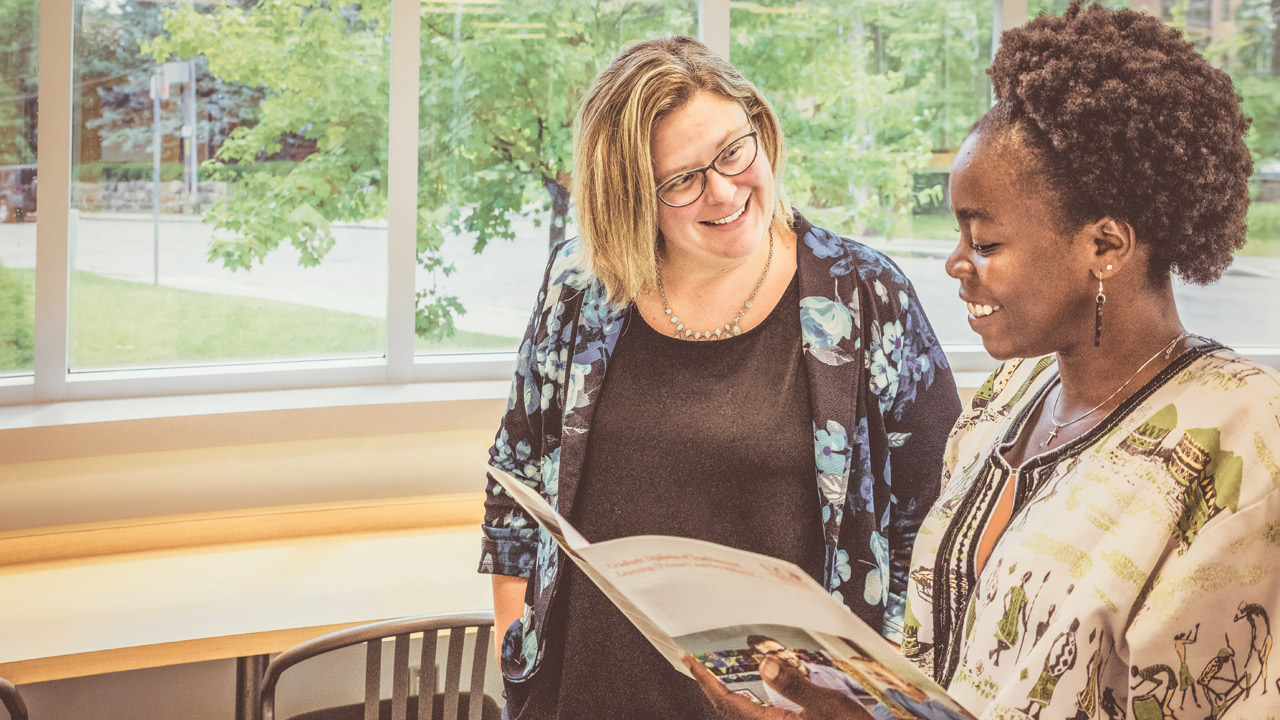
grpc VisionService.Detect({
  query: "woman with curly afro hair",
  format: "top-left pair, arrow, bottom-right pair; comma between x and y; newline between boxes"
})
690,2 -> 1280,719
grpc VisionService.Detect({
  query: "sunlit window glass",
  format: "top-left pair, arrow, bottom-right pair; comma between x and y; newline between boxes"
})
412,0 -> 698,355
1215,0 -> 1280,348
0,0 -> 37,377
732,0 -> 995,346
69,0 -> 390,371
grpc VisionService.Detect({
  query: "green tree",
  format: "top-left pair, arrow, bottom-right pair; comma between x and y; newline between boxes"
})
149,0 -> 696,338
413,1 -> 696,333
147,0 -> 999,337
79,0 -> 269,168
733,0 -> 992,236
0,0 -> 38,166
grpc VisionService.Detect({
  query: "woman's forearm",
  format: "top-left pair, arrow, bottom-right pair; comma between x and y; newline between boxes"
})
491,574 -> 529,665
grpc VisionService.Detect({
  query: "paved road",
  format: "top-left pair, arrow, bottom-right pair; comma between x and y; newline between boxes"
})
1,211 -> 1277,348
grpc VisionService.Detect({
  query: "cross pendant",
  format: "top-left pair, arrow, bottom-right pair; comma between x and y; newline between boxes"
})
1041,427 -> 1059,448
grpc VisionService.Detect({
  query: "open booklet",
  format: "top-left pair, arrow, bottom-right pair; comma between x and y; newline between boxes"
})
486,464 -> 975,719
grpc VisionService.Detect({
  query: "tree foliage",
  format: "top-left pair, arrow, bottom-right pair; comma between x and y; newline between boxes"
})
149,0 -> 697,338
75,0 -> 266,171
139,0 -> 1275,340
413,0 -> 696,334
0,0 -> 37,166
733,0 -> 991,235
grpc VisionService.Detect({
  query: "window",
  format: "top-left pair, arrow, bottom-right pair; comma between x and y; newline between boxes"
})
732,0 -> 994,346
412,0 -> 698,355
739,0 -> 1278,352
1158,0 -> 1280,349
2,0 -> 1277,409
0,0 -> 37,377
68,0 -> 391,371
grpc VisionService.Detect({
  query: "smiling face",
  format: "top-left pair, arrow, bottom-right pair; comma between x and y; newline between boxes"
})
651,91 -> 775,269
945,131 -> 1099,361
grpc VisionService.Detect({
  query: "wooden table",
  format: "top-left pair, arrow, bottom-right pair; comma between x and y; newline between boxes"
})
0,497 -> 493,720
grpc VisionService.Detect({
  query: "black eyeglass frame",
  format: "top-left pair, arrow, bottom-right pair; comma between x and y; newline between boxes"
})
654,126 -> 760,208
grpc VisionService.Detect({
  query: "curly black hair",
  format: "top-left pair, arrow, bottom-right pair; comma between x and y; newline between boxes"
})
977,0 -> 1253,285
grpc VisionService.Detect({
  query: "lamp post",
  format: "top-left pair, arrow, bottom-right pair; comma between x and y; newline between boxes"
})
149,69 -> 166,286
149,60 -> 196,286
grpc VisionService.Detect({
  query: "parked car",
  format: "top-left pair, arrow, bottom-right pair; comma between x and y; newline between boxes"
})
0,164 -> 36,223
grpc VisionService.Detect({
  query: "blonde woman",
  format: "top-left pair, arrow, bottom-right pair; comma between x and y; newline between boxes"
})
480,36 -> 960,719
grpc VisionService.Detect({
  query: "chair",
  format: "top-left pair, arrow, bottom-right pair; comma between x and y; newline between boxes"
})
0,678 -> 28,720
259,610 -> 500,720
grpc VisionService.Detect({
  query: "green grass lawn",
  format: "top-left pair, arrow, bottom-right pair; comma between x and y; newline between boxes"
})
896,211 -> 959,242
0,268 -> 517,374
1243,201 -> 1280,257
799,206 -> 960,245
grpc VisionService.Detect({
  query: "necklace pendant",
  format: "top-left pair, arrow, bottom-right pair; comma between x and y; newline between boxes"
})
1041,426 -> 1059,448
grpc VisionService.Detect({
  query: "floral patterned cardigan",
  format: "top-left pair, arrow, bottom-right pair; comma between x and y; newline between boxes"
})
479,211 -> 962,685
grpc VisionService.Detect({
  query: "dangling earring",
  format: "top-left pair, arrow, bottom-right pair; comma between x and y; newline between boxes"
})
1094,264 -> 1112,347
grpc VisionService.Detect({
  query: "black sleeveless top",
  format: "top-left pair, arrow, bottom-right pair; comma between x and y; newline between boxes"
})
516,274 -> 825,720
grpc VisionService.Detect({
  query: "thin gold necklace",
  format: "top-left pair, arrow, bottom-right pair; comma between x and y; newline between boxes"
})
1041,332 -> 1191,448
655,229 -> 774,340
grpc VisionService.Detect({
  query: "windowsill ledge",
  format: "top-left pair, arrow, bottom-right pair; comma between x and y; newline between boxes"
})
0,379 -> 512,464
3,349 -> 1273,465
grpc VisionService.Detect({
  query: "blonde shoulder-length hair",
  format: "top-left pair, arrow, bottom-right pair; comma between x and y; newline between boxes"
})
572,35 -> 792,306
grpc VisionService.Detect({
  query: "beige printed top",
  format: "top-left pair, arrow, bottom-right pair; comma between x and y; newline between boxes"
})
903,345 -> 1280,720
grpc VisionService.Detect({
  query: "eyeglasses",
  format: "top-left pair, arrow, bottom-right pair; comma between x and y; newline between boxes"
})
655,128 -> 760,208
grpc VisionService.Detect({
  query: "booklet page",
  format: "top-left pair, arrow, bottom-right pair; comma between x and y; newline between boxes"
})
485,463 -> 972,719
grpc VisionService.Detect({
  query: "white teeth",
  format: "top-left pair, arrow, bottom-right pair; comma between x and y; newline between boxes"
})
708,202 -> 746,225
966,302 -> 1001,318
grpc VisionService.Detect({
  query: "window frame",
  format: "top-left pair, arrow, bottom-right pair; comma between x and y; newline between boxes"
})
3,0 -> 1276,418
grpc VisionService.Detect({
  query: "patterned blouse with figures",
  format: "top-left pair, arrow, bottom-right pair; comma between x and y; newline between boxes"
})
903,345 -> 1280,720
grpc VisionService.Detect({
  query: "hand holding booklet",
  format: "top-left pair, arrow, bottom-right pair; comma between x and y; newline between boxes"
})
486,464 -> 974,719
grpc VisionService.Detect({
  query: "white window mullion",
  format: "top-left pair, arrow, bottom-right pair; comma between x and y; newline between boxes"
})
994,0 -> 1029,55
699,0 -> 731,60
33,0 -> 75,403
385,0 -> 422,384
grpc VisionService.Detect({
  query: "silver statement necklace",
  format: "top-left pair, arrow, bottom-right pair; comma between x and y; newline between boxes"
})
655,229 -> 774,340
1041,331 -> 1192,447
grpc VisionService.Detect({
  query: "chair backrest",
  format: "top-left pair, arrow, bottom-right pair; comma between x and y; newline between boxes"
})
259,610 -> 495,720
0,678 -> 28,720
